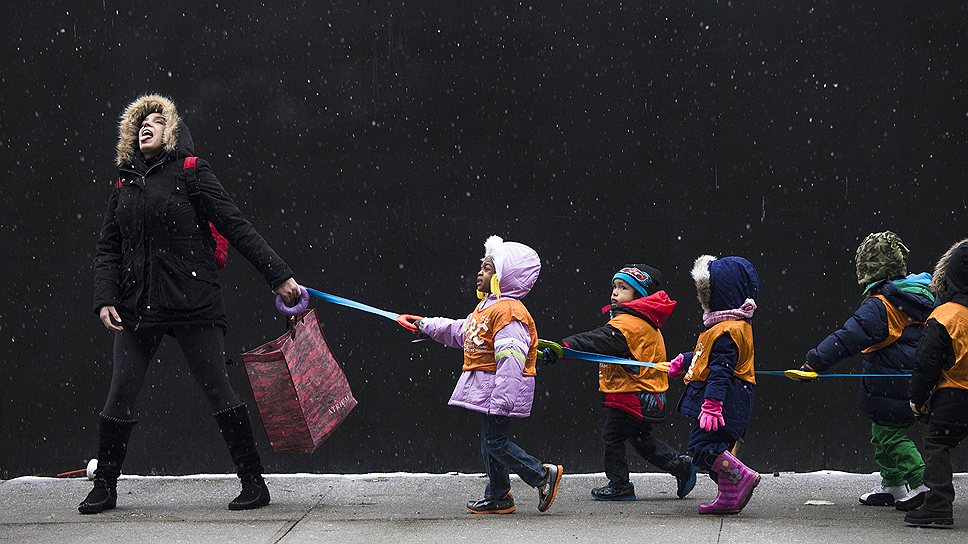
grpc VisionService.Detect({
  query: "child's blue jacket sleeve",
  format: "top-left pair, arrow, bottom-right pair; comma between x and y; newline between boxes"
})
805,298 -> 889,372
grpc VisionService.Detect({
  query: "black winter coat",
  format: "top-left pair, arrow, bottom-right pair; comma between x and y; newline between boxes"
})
910,240 -> 968,428
93,123 -> 293,331
909,318 -> 968,428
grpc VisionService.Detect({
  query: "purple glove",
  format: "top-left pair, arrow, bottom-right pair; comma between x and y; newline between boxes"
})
698,398 -> 725,432
667,353 -> 686,379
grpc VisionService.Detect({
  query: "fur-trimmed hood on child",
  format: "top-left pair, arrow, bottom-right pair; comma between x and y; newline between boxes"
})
932,238 -> 968,307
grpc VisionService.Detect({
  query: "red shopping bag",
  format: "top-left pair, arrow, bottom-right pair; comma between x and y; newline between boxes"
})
241,309 -> 357,453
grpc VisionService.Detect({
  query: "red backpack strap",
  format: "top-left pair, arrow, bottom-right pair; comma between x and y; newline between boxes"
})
181,156 -> 211,229
180,156 -> 229,269
183,156 -> 199,197
182,156 -> 202,203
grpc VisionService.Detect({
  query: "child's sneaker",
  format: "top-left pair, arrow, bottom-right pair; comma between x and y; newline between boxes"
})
537,464 -> 564,512
859,484 -> 908,506
466,494 -> 515,514
904,507 -> 954,527
895,485 -> 929,511
590,482 -> 636,501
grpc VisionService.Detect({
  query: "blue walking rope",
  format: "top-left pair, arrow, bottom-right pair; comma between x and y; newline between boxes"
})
304,287 -> 402,322
558,346 -> 661,368
555,347 -> 911,377
292,288 -> 912,378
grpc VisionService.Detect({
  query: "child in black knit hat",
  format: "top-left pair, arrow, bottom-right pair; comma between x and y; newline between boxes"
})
542,264 -> 696,501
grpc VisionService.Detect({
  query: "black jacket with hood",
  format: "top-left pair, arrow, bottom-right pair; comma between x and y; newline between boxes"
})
910,238 -> 968,429
93,95 -> 293,331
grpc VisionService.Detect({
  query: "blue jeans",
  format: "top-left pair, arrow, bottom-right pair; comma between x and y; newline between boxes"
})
480,414 -> 547,499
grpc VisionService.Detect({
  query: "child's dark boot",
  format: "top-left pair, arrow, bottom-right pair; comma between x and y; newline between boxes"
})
466,494 -> 515,514
590,481 -> 636,501
673,455 -> 698,499
904,507 -> 954,527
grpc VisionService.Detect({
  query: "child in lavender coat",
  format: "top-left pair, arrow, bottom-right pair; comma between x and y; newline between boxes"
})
405,236 -> 563,514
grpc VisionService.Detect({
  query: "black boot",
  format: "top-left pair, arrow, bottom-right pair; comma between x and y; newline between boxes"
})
904,508 -> 954,527
78,414 -> 137,514
214,404 -> 270,510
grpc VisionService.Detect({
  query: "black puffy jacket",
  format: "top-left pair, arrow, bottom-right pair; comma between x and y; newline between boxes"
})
910,239 -> 968,428
93,95 -> 293,331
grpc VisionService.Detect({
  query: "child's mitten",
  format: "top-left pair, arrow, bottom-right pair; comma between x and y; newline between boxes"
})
698,398 -> 725,431
667,353 -> 686,379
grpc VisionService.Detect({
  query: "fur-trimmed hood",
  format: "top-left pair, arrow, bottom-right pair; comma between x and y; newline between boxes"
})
932,238 -> 968,305
116,94 -> 184,166
691,255 -> 759,313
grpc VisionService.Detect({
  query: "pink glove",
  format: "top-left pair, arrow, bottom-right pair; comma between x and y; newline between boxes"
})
667,353 -> 686,379
698,398 -> 725,432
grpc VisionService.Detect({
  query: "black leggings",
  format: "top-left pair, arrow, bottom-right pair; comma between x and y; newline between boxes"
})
102,325 -> 241,419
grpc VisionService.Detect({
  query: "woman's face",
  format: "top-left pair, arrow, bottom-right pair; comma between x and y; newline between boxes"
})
139,112 -> 167,159
477,256 -> 496,293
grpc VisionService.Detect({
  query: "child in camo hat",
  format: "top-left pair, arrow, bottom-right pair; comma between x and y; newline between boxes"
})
800,231 -> 935,510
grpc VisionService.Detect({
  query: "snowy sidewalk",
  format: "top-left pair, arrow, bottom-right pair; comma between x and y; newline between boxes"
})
1,472 -> 966,543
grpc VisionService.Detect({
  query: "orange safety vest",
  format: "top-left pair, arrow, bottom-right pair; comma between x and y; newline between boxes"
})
461,299 -> 538,377
599,313 -> 669,393
861,294 -> 922,353
928,302 -> 968,392
684,320 -> 755,386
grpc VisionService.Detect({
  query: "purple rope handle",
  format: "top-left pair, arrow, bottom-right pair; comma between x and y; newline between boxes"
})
275,286 -> 310,316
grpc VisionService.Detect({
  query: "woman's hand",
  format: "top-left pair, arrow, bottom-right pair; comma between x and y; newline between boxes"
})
274,277 -> 302,304
98,305 -> 123,332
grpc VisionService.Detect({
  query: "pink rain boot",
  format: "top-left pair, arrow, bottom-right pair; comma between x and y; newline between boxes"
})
698,450 -> 760,515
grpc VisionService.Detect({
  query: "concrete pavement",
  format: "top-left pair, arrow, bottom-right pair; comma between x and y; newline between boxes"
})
1,471 -> 966,543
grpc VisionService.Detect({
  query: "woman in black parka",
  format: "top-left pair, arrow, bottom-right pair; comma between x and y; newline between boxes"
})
82,94 -> 301,514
